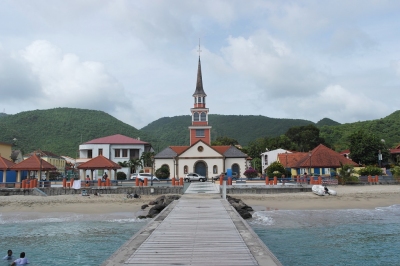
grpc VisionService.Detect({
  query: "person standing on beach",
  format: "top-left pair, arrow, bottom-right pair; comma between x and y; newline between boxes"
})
2,249 -> 13,260
11,252 -> 29,265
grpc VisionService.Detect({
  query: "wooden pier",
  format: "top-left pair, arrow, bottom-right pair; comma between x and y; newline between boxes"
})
102,183 -> 282,266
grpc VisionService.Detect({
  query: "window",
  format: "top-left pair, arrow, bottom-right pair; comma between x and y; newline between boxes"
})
213,165 -> 218,174
114,149 -> 120,158
196,129 -> 205,137
122,149 -> 128,157
198,96 -> 202,103
200,112 -> 206,121
88,150 -> 92,159
193,112 -> 199,121
98,149 -> 103,156
184,165 -> 188,174
197,146 -> 204,152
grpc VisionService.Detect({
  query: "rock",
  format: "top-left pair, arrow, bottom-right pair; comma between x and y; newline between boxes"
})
144,194 -> 181,218
236,208 -> 252,219
141,204 -> 149,210
137,215 -> 147,219
147,204 -> 166,218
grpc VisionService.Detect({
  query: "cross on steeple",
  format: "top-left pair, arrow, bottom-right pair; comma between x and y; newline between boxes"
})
197,38 -> 202,57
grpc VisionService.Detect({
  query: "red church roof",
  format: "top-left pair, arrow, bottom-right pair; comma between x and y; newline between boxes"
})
77,155 -> 121,170
212,146 -> 231,154
0,156 -> 15,170
10,154 -> 57,171
84,134 -> 149,145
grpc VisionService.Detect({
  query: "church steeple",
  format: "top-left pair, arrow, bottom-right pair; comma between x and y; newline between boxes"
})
193,57 -> 207,97
189,46 -> 211,146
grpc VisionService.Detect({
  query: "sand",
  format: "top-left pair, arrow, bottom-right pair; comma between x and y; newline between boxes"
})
0,186 -> 399,215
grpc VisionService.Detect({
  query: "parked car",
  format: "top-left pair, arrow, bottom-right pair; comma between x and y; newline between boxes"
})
138,173 -> 159,182
184,173 -> 207,182
213,172 -> 239,180
130,173 -> 138,180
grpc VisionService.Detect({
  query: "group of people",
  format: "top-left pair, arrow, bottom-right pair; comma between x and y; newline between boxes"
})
3,250 -> 29,265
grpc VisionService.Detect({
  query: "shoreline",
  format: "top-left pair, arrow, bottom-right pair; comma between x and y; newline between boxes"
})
0,186 -> 399,215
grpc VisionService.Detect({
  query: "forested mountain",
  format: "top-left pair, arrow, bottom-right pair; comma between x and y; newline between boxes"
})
320,111 -> 400,151
1,107 -> 399,158
0,113 -> 8,118
0,108 -> 149,157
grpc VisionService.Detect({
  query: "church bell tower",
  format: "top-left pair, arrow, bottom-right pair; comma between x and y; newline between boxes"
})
189,51 -> 211,145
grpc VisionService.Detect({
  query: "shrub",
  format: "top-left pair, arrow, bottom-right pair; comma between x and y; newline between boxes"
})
244,167 -> 258,179
358,165 -> 383,176
155,166 -> 170,179
116,172 -> 127,180
266,161 -> 285,179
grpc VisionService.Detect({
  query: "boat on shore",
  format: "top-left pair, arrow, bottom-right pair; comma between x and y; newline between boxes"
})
312,185 -> 337,196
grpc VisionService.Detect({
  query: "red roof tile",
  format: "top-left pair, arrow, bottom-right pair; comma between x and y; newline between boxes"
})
170,146 -> 190,155
0,156 -> 15,170
84,134 -> 149,145
10,154 -> 57,171
77,155 -> 122,170
212,146 -> 231,154
278,152 -> 307,168
390,148 -> 400,154
296,144 -> 358,168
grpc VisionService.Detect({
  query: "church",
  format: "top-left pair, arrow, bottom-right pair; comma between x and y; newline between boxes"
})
154,55 -> 248,179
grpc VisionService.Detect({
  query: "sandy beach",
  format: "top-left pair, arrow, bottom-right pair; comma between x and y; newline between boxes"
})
0,186 -> 399,215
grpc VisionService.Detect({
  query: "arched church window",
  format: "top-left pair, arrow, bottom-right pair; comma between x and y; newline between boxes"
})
213,165 -> 218,174
200,112 -> 206,121
184,165 -> 188,174
198,97 -> 202,103
193,112 -> 199,121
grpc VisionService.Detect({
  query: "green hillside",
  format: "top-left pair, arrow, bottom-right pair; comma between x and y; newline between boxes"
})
0,108 -> 149,157
142,114 -> 317,149
320,111 -> 400,151
1,108 -> 399,158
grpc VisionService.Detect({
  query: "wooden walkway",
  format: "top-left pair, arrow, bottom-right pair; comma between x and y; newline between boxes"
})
102,183 -> 282,266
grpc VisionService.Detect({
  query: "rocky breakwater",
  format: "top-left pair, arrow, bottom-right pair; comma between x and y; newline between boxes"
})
227,195 -> 253,219
139,194 -> 181,219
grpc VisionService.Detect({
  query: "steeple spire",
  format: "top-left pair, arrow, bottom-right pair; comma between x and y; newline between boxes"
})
193,57 -> 206,96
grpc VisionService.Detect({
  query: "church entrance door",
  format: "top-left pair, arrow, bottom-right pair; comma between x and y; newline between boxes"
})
194,161 -> 207,177
232,164 -> 240,177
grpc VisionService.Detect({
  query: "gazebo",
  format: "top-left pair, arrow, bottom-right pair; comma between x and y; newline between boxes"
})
10,154 -> 57,182
77,155 -> 121,180
0,156 -> 15,183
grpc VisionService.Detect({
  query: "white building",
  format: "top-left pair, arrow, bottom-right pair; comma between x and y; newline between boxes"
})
261,148 -> 292,172
154,55 -> 248,178
78,134 -> 152,179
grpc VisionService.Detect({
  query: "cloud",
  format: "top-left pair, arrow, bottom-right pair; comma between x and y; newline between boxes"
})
282,85 -> 391,122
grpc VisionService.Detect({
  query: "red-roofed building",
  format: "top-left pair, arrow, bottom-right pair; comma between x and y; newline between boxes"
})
154,56 -> 248,178
277,144 -> 359,176
0,156 -> 15,183
79,134 -> 153,179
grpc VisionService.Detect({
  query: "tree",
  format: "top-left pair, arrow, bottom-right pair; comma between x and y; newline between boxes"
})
358,165 -> 383,176
211,136 -> 239,146
116,172 -> 127,180
155,166 -> 170,179
266,161 -> 285,179
337,162 -> 356,185
140,152 -> 155,167
285,124 -> 326,151
128,158 -> 143,174
348,130 -> 389,165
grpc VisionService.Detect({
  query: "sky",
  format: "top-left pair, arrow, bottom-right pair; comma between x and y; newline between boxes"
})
0,0 -> 399,129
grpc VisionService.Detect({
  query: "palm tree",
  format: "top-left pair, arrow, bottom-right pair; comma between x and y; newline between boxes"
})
118,161 -> 129,167
128,158 -> 143,174
140,152 -> 155,167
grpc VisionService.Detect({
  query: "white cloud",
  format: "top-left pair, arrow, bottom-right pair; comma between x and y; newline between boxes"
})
16,40 -> 133,119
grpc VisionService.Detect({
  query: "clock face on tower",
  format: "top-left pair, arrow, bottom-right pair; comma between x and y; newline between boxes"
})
198,146 -> 204,152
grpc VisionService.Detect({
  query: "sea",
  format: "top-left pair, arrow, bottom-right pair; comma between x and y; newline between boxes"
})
1,205 -> 400,266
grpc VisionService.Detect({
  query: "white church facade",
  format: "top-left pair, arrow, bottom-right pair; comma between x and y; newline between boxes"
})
154,55 -> 248,179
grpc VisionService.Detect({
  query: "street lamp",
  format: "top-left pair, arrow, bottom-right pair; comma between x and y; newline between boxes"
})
173,158 -> 176,180
151,155 -> 155,186
36,150 -> 43,186
308,151 -> 312,175
378,150 -> 382,168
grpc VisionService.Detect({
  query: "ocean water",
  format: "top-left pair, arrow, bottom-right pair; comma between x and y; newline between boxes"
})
2,206 -> 400,266
248,205 -> 400,266
0,212 -> 148,266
